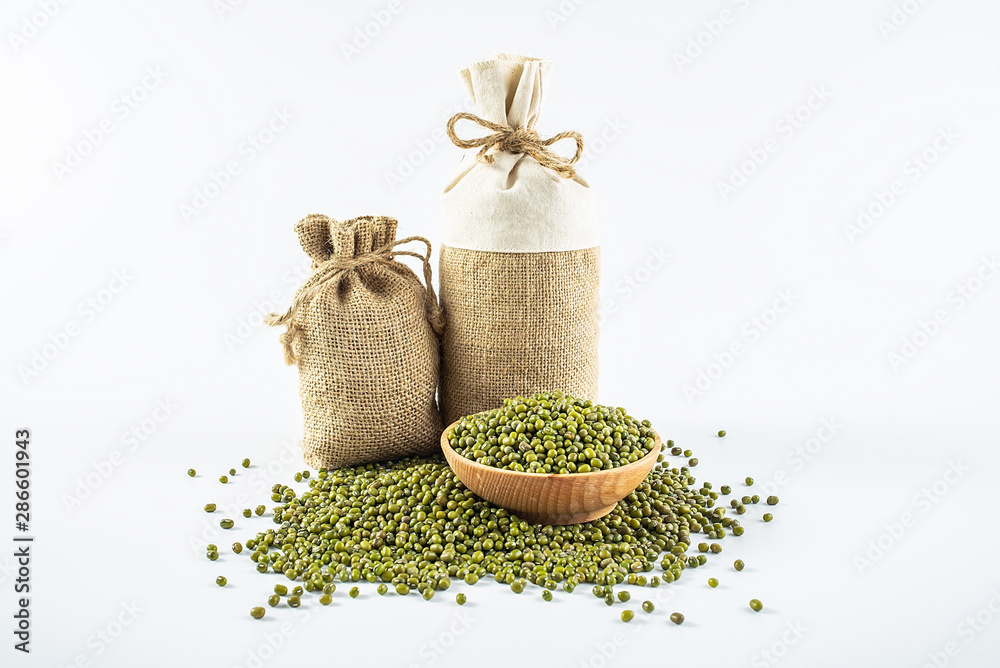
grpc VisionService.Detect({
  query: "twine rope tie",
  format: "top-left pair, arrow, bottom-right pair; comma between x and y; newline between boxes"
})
266,235 -> 443,365
446,112 -> 584,179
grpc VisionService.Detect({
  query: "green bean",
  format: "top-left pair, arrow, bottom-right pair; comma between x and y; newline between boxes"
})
448,392 -> 657,473
669,612 -> 685,625
642,601 -> 654,613
763,513 -> 773,522
621,610 -> 634,622
219,519 -> 234,529
749,599 -> 763,612
767,496 -> 779,505
187,469 -> 196,477
456,592 -> 467,605
204,504 -> 216,513
734,559 -> 745,571
267,594 -> 280,607
708,578 -> 718,588
717,430 -> 726,437
216,576 -> 227,586
250,607 -> 265,619
242,458 -> 251,468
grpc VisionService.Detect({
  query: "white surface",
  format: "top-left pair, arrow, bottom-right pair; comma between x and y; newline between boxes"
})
2,1 -> 999,667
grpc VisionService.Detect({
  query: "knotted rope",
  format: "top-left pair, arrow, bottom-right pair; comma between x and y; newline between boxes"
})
446,111 -> 584,179
266,236 -> 444,365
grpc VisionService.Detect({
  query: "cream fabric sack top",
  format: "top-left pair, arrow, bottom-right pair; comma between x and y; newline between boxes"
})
442,54 -> 600,253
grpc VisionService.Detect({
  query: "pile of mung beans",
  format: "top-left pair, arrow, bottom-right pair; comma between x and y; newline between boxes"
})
194,424 -> 778,621
447,392 -> 656,473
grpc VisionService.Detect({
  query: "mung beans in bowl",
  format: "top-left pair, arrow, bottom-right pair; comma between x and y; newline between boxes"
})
441,392 -> 661,525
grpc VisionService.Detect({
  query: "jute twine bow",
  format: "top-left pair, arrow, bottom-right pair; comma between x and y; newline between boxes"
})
266,236 -> 444,365
446,112 -> 584,179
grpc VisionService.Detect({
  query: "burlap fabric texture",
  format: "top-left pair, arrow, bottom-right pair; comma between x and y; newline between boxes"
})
267,214 -> 444,468
439,246 -> 600,424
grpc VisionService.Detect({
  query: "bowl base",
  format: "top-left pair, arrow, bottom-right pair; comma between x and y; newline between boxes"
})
515,503 -> 618,527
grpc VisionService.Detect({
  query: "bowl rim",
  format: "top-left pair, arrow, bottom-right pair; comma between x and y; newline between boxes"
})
440,419 -> 661,481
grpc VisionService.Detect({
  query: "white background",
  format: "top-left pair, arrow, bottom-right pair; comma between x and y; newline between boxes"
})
2,0 -> 999,666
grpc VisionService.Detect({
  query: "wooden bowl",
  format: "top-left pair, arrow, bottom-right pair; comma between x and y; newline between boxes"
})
440,422 -> 661,525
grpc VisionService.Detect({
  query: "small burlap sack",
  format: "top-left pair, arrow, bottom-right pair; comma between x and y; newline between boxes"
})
439,54 -> 600,424
267,214 -> 444,468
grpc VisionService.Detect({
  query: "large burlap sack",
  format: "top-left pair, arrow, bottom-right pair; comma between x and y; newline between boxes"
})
439,54 -> 600,425
267,214 -> 444,468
